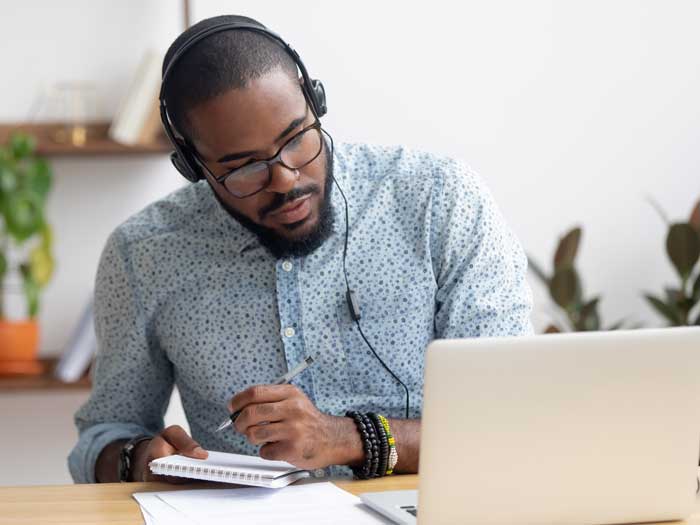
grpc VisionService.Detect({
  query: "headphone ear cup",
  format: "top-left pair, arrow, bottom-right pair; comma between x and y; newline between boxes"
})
310,79 -> 327,117
170,151 -> 203,182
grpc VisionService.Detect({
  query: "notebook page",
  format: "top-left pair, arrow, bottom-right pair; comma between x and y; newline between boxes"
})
149,482 -> 391,524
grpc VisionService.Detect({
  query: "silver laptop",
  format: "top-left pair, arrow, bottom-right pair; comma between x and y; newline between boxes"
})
361,327 -> 700,524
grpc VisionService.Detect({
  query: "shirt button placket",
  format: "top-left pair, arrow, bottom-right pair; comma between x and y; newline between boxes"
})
276,258 -> 303,371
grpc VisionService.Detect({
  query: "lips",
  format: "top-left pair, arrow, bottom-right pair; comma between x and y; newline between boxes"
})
270,195 -> 312,224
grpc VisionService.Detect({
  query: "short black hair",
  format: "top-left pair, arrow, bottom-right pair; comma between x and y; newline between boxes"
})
162,14 -> 298,141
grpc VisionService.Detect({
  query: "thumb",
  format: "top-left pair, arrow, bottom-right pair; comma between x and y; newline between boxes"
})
162,425 -> 208,459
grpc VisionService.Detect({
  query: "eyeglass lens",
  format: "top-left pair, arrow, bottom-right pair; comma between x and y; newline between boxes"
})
223,127 -> 323,198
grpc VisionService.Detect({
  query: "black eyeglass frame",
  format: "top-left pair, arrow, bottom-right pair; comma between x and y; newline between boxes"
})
190,120 -> 325,199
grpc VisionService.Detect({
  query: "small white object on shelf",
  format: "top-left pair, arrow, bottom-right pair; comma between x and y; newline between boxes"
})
54,299 -> 96,383
109,50 -> 163,146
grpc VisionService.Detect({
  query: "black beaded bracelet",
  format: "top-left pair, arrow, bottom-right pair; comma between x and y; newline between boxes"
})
360,412 -> 380,478
368,412 -> 389,477
346,410 -> 375,479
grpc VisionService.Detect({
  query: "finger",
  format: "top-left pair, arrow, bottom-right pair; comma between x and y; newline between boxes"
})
244,422 -> 289,446
161,425 -> 208,459
228,384 -> 298,413
234,400 -> 287,433
259,441 -> 294,463
142,435 -> 176,482
143,434 -> 206,483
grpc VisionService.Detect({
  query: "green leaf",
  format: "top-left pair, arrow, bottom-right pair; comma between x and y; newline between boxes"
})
40,222 -> 53,249
554,227 -> 582,270
3,192 -> 44,242
21,272 -> 40,318
644,293 -> 682,326
25,158 -> 52,199
9,133 -> 36,159
578,297 -> 601,331
580,297 -> 600,318
664,287 -> 683,305
29,243 -> 54,287
527,255 -> 549,285
695,310 -> 700,326
0,165 -> 18,193
692,272 -> 700,302
666,223 -> 700,281
550,266 -> 579,308
0,252 -> 6,278
690,198 -> 700,233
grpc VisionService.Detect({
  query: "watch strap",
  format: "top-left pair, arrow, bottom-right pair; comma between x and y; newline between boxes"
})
118,435 -> 152,482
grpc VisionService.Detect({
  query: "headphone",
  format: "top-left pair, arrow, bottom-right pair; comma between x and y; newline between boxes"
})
159,19 -> 327,183
159,19 -> 411,419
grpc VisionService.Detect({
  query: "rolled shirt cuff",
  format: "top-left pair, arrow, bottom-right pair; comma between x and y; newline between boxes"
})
68,422 -> 153,483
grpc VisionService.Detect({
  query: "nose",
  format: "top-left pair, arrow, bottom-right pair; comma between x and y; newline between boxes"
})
265,163 -> 300,194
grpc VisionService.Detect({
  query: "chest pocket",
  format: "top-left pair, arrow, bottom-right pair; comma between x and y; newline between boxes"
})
340,285 -> 434,400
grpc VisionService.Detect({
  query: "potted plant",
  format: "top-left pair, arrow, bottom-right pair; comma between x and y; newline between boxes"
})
644,197 -> 700,326
528,226 -> 626,333
0,133 -> 55,374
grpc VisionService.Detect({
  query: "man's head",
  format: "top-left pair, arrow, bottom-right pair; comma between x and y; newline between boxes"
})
162,15 -> 334,258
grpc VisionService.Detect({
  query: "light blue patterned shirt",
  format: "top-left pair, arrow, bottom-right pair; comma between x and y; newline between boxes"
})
69,142 -> 532,483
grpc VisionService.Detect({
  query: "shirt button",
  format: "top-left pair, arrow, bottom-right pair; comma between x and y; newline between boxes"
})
282,260 -> 293,272
284,327 -> 296,338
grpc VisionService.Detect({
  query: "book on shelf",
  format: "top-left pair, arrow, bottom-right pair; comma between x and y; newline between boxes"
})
109,49 -> 164,146
54,299 -> 96,383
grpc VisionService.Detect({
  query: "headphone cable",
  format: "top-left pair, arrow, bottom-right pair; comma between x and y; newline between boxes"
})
325,131 -> 411,419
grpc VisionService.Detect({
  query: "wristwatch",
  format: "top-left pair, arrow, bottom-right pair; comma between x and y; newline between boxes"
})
118,435 -> 152,482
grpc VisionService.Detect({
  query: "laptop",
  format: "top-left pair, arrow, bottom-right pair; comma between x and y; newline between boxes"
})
361,327 -> 700,524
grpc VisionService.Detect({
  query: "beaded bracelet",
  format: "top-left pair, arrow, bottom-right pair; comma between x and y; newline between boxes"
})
377,414 -> 398,475
346,410 -> 376,479
368,412 -> 389,477
360,412 -> 380,478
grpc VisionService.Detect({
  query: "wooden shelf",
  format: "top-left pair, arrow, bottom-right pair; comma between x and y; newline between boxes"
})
0,122 -> 172,156
0,358 -> 91,392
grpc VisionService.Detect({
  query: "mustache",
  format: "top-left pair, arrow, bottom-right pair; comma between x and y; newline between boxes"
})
258,184 -> 321,221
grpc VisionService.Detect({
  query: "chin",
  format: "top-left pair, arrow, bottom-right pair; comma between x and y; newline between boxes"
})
280,210 -> 319,236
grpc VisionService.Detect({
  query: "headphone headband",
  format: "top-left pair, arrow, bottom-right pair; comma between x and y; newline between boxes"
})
160,19 -> 327,183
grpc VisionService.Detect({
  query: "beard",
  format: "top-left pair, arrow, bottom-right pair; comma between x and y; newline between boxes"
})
213,145 -> 335,259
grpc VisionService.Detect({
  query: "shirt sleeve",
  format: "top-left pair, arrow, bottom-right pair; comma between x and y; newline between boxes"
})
431,160 -> 533,338
68,229 -> 174,483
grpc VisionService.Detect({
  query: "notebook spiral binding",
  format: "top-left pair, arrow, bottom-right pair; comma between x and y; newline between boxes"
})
159,462 -> 263,483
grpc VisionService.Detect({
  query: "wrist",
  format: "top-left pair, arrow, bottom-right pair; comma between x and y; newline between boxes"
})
327,415 -> 365,467
128,438 -> 152,482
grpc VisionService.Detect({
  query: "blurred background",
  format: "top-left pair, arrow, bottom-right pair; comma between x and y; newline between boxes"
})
0,0 -> 698,485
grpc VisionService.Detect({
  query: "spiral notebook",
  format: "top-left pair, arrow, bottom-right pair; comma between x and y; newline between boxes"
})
149,451 -> 310,488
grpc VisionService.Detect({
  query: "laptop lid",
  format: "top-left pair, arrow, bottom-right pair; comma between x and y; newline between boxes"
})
418,327 -> 700,524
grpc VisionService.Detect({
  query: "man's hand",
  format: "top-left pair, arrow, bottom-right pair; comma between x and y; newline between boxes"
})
131,425 -> 208,482
228,384 -> 364,470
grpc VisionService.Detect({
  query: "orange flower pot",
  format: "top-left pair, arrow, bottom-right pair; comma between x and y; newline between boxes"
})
0,320 -> 42,375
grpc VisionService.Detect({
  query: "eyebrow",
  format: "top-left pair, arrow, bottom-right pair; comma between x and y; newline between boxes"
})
216,115 -> 307,163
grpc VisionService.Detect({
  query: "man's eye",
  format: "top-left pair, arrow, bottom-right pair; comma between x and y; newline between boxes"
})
288,133 -> 304,148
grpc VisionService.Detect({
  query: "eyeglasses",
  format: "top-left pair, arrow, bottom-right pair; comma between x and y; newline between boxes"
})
194,121 -> 324,198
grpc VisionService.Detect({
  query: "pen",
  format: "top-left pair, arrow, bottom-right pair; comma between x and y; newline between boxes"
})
215,355 -> 315,432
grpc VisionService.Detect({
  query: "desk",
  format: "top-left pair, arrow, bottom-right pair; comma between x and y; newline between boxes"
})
0,475 -> 417,525
0,476 -> 698,525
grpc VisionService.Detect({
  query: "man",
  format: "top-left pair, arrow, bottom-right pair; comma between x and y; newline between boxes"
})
69,15 -> 532,484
